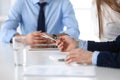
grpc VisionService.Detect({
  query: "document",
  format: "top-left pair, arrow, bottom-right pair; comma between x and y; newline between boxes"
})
23,65 -> 95,77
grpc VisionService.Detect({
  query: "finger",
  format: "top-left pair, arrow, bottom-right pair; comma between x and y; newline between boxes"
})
33,39 -> 48,44
33,36 -> 47,40
38,30 -> 42,33
66,58 -> 73,64
45,38 -> 55,44
57,42 -> 64,48
69,49 -> 80,54
59,46 -> 64,51
31,45 -> 53,48
56,39 -> 61,45
57,42 -> 67,52
50,40 -> 54,43
65,54 -> 76,61
66,55 -> 80,63
32,31 -> 41,37
56,38 -> 64,45
56,40 -> 64,47
31,45 -> 45,48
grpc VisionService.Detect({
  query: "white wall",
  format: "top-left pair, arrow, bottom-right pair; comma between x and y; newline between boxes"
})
70,0 -> 99,41
0,0 -> 12,27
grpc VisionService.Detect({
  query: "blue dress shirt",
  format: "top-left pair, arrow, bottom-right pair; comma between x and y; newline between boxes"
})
78,40 -> 100,65
0,0 -> 80,43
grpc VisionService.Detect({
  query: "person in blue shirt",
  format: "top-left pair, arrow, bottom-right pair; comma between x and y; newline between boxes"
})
56,35 -> 120,68
0,0 -> 79,44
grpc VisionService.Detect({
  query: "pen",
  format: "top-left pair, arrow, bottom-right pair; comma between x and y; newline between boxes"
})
58,58 -> 65,62
41,33 -> 57,41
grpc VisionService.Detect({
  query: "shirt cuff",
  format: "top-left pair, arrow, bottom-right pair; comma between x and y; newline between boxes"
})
64,30 -> 79,39
3,30 -> 17,43
78,40 -> 88,50
92,51 -> 100,65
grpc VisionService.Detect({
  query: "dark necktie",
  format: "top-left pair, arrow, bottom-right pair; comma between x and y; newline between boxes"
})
37,2 -> 47,32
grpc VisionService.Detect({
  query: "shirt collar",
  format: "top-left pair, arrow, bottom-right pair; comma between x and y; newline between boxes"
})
32,0 -> 51,5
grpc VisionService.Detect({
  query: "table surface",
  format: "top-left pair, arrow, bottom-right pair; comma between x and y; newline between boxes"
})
0,42 -> 120,80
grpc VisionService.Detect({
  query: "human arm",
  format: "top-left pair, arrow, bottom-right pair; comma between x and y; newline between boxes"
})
56,34 -> 89,52
65,48 -> 99,65
25,31 -> 51,45
0,0 -> 24,43
88,35 -> 120,52
56,35 -> 78,51
56,34 -> 120,68
12,31 -> 57,46
97,51 -> 120,68
56,34 -> 120,52
65,48 -> 93,64
65,48 -> 120,68
61,0 -> 80,39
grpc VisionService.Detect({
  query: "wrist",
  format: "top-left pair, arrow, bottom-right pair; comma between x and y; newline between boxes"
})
52,34 -> 58,40
75,39 -> 80,48
10,33 -> 20,43
88,51 -> 92,64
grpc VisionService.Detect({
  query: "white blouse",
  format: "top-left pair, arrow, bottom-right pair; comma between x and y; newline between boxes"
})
92,0 -> 120,41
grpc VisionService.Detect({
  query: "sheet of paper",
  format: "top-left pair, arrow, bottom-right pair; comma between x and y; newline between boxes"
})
23,65 -> 95,77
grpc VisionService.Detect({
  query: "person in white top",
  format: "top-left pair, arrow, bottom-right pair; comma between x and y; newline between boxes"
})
93,0 -> 120,41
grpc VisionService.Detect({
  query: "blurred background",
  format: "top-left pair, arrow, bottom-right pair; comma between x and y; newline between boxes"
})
0,0 -> 99,41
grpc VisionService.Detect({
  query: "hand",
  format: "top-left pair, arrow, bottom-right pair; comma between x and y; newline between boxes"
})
65,48 -> 92,64
25,31 -> 48,45
56,35 -> 77,51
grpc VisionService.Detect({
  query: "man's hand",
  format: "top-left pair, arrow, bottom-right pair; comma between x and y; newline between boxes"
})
25,31 -> 50,45
56,35 -> 77,51
65,48 -> 92,64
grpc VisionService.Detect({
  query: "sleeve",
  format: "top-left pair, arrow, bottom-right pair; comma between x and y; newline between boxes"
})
78,40 -> 100,65
61,0 -> 80,39
87,35 -> 120,52
97,51 -> 120,68
78,40 -> 88,50
92,51 -> 100,65
0,0 -> 23,43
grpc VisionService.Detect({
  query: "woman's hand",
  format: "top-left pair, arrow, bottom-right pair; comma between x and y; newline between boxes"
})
56,35 -> 77,51
65,48 -> 92,64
